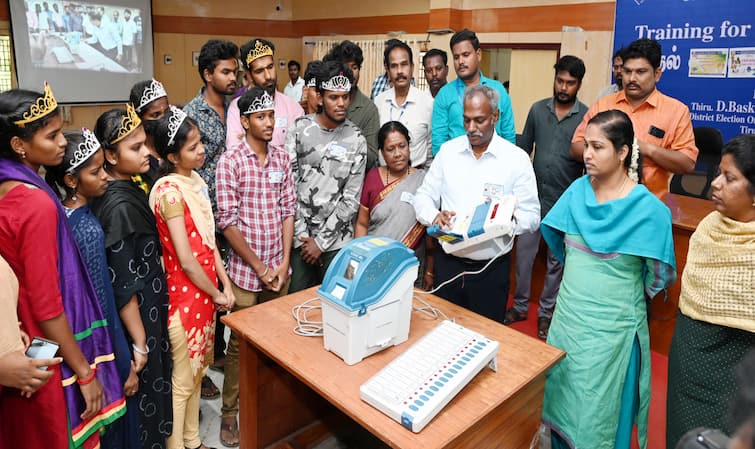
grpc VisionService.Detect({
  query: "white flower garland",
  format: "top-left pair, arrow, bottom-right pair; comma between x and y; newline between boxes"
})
628,137 -> 640,182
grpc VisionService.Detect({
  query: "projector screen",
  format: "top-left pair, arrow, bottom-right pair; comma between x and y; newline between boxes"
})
9,0 -> 154,104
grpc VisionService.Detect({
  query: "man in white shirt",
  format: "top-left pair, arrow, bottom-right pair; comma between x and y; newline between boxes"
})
86,12 -> 122,62
120,9 -> 137,70
413,84 -> 540,323
374,40 -> 433,168
283,60 -> 305,102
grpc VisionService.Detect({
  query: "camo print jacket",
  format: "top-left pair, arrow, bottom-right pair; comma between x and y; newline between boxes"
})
285,115 -> 367,252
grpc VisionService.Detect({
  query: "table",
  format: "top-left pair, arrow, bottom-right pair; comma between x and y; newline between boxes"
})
223,288 -> 565,449
649,193 -> 715,355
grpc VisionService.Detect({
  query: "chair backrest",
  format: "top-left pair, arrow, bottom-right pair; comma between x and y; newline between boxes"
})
693,126 -> 724,167
669,126 -> 723,199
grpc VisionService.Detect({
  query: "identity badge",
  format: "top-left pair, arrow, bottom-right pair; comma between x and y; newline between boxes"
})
400,191 -> 414,204
268,170 -> 283,184
328,143 -> 347,158
482,182 -> 505,200
275,117 -> 288,129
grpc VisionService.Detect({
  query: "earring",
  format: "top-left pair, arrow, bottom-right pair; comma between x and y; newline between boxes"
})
20,150 -> 26,159
71,188 -> 78,202
108,159 -> 117,166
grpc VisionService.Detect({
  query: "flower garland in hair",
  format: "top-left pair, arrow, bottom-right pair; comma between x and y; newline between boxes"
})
628,137 -> 640,183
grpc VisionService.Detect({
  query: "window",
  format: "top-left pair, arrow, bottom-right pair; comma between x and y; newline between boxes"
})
0,36 -> 11,92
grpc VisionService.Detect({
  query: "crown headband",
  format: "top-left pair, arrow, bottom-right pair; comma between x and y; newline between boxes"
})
306,77 -> 317,87
111,104 -> 142,144
67,128 -> 101,173
15,82 -> 58,128
135,79 -> 167,113
245,41 -> 274,67
166,105 -> 188,147
242,91 -> 275,115
320,73 -> 351,92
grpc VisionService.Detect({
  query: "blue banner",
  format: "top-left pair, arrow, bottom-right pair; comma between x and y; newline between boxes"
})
613,0 -> 755,141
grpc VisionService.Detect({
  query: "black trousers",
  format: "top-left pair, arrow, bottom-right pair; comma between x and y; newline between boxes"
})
434,250 -> 511,323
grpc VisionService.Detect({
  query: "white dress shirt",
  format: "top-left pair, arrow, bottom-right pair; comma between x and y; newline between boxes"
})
413,132 -> 540,260
283,77 -> 305,102
374,85 -> 433,167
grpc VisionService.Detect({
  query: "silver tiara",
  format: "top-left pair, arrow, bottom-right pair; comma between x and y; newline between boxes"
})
242,90 -> 275,115
67,128 -> 101,173
320,74 -> 351,92
306,77 -> 317,87
136,79 -> 167,112
167,105 -> 187,147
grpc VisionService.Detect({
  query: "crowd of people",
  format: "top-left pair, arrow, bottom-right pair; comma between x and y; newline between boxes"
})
0,28 -> 752,449
26,1 -> 142,70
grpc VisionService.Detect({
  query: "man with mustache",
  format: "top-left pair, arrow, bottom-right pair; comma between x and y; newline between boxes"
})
507,55 -> 588,340
374,40 -> 434,168
183,39 -> 240,391
597,47 -> 625,99
216,86 -> 297,447
571,38 -> 698,197
226,38 -> 304,154
431,29 -> 516,156
414,85 -> 540,323
422,48 -> 449,98
285,61 -> 367,293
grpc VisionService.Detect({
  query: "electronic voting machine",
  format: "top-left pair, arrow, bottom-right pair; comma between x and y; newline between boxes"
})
427,195 -> 517,258
317,236 -> 419,365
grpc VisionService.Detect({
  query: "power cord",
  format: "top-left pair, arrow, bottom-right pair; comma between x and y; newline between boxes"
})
414,238 -> 508,296
291,297 -> 323,336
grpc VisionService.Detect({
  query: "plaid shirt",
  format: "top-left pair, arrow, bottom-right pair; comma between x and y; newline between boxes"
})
370,73 -> 390,100
215,138 -> 297,291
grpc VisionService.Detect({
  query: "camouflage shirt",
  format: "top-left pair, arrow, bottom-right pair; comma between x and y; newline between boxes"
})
285,115 -> 367,252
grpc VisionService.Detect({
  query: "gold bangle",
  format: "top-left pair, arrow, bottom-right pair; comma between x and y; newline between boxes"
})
425,271 -> 434,277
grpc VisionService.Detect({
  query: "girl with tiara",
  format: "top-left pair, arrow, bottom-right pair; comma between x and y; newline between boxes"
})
45,129 -> 141,448
148,106 -> 234,449
91,105 -> 173,449
129,79 -> 170,190
0,85 -> 125,448
540,110 -> 676,449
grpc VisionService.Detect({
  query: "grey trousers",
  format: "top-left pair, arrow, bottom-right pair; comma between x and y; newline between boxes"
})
513,229 -> 563,319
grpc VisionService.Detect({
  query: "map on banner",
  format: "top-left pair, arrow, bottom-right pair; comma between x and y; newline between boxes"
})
613,0 -> 755,140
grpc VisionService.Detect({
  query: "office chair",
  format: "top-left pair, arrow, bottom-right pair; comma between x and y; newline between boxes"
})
669,126 -> 723,199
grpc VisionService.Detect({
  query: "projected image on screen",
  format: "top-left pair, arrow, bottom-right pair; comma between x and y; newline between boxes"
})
24,1 -> 143,73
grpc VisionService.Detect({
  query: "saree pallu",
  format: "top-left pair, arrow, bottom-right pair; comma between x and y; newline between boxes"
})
363,168 -> 426,249
0,159 -> 125,448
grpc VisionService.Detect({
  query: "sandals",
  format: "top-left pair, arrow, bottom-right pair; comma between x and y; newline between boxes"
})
201,375 -> 220,399
219,418 -> 240,448
503,308 -> 528,325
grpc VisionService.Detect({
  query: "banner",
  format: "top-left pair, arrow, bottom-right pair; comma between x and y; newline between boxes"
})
613,0 -> 755,141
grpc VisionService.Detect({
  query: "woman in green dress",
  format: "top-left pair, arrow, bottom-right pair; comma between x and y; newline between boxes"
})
540,109 -> 676,449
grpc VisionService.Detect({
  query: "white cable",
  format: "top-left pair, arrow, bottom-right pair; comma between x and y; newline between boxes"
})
291,297 -> 323,337
412,295 -> 451,321
414,240 -> 508,296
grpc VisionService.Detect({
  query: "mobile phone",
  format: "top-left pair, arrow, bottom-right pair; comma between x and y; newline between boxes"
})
648,125 -> 666,138
24,337 -> 60,370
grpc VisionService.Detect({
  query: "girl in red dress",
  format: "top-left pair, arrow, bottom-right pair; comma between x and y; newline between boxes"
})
148,106 -> 235,449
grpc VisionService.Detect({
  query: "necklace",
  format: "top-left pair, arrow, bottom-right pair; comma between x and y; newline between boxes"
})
384,166 -> 411,185
591,174 -> 630,202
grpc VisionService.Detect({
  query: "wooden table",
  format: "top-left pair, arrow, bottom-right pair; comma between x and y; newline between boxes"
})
649,193 -> 715,355
223,288 -> 565,449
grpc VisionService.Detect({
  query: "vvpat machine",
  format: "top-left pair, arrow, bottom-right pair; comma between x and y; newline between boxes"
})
317,236 -> 419,365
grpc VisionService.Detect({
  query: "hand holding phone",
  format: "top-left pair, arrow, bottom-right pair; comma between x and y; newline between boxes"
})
25,337 -> 60,370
